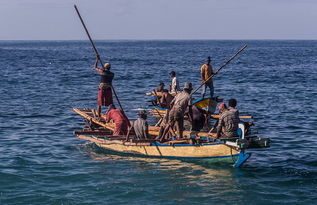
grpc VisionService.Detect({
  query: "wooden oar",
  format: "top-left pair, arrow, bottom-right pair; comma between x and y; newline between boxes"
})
153,90 -> 163,108
210,114 -> 253,119
152,89 -> 168,127
191,45 -> 247,97
152,90 -> 181,138
74,5 -> 124,111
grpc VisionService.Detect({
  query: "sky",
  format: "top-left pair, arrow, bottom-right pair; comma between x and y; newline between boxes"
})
0,0 -> 316,40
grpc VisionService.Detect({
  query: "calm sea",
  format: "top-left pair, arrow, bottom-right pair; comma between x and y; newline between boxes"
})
0,40 -> 316,204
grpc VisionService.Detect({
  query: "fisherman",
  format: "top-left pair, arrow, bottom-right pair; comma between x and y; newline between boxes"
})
201,56 -> 214,98
154,82 -> 165,93
185,105 -> 207,132
209,103 -> 228,134
94,56 -> 114,117
227,98 -> 239,117
168,82 -> 193,139
133,110 -> 149,139
160,89 -> 174,109
169,71 -> 179,93
103,104 -> 130,136
216,99 -> 240,138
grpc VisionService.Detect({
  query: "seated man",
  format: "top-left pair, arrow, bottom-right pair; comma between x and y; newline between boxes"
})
160,89 -> 174,109
133,110 -> 149,139
103,104 -> 130,136
209,103 -> 228,134
216,99 -> 240,138
154,82 -> 165,93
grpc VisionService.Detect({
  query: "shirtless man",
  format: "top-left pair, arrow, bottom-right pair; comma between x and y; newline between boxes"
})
160,89 -> 174,109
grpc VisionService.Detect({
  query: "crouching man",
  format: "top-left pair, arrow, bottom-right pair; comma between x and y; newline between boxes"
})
133,110 -> 149,139
103,104 -> 130,136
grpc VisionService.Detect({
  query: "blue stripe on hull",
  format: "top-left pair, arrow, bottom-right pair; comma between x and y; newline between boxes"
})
151,142 -> 223,147
155,154 -> 239,160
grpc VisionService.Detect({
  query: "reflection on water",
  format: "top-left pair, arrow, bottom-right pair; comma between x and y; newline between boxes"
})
78,142 -> 242,201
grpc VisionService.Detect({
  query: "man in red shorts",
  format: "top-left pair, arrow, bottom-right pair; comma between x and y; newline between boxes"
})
94,57 -> 114,116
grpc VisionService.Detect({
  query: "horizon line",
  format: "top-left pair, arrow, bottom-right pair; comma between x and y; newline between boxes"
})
1,38 -> 317,41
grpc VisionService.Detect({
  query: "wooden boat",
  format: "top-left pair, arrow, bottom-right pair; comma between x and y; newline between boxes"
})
73,108 -> 270,167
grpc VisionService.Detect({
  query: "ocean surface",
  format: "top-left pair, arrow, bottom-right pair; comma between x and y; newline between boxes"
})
0,40 -> 316,204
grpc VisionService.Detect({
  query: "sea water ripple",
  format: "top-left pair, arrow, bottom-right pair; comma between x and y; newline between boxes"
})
0,40 -> 316,204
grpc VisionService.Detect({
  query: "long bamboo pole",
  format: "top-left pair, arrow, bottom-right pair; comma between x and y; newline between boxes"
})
74,4 -> 124,111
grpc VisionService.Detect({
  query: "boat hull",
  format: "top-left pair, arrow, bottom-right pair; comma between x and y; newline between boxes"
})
88,136 -> 240,163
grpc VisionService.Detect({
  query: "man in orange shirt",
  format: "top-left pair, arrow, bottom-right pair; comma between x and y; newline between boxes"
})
201,56 -> 214,98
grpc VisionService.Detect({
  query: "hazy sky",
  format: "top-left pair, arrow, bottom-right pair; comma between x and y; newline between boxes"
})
0,0 -> 316,40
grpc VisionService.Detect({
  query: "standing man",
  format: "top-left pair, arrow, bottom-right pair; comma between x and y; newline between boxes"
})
168,82 -> 193,139
133,110 -> 149,139
201,56 -> 214,98
169,71 -> 179,93
94,57 -> 114,117
216,99 -> 240,138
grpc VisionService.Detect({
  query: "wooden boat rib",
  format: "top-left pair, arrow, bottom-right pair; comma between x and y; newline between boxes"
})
146,91 -> 177,96
149,106 -> 253,119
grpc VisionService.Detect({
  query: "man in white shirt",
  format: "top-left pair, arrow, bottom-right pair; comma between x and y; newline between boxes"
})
169,71 -> 179,93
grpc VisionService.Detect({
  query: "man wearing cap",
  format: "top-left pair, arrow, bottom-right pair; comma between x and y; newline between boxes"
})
201,56 -> 214,98
94,57 -> 114,116
133,110 -> 149,139
168,82 -> 193,139
169,71 -> 179,93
